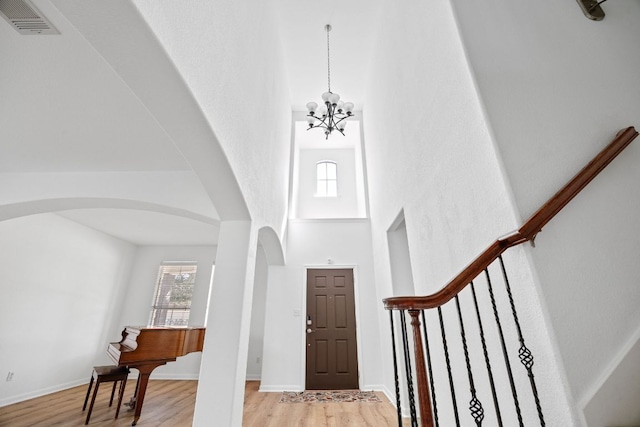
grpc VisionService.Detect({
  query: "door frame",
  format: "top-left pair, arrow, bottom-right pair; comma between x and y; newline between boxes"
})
300,265 -> 364,390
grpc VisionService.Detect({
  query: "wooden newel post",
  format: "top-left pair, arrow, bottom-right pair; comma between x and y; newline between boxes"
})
408,309 -> 434,427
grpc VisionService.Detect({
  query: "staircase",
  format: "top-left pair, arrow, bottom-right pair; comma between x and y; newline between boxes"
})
383,127 -> 638,426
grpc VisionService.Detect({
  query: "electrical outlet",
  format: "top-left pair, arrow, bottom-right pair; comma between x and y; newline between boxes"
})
6,372 -> 14,381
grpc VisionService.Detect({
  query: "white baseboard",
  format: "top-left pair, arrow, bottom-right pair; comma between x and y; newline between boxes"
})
0,374 -> 201,408
361,383 -> 387,392
379,384 -> 411,418
258,384 -> 303,392
259,383 -> 398,397
245,374 -> 262,381
0,378 -> 86,408
380,384 -> 396,404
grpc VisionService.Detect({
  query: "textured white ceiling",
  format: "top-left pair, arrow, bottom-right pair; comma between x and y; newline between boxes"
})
0,0 -> 382,173
0,0 -> 189,174
0,0 -> 382,245
274,0 -> 383,111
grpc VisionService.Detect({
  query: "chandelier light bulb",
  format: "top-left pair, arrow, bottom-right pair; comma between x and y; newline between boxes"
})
307,115 -> 316,125
321,92 -> 331,103
337,121 -> 347,131
320,106 -> 328,117
306,102 -> 318,114
343,102 -> 354,114
328,93 -> 340,105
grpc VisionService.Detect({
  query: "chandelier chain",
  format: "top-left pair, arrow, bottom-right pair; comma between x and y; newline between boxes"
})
326,25 -> 331,93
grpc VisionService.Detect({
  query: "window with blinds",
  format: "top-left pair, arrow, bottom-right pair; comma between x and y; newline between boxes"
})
148,262 -> 198,327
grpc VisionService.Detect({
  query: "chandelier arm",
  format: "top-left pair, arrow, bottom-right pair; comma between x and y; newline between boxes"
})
307,113 -> 329,124
309,118 -> 330,129
588,0 -> 608,11
308,124 -> 330,131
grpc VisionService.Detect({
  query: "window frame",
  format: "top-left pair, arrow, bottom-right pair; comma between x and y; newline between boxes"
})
316,160 -> 338,197
148,261 -> 198,328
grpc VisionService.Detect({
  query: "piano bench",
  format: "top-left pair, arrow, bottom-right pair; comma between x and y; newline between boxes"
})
82,365 -> 130,425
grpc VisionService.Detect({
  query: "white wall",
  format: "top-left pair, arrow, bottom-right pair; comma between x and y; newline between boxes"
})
116,245 -> 216,378
387,214 -> 416,296
362,0 -> 575,423
450,0 -> 640,417
0,215 -> 217,406
296,149 -> 362,219
133,0 -> 292,237
260,219 -> 382,391
0,214 -> 135,406
246,246 -> 269,380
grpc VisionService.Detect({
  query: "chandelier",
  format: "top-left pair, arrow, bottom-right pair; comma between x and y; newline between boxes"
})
306,24 -> 354,139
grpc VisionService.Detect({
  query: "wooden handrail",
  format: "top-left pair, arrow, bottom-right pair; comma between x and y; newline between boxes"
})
384,126 -> 638,310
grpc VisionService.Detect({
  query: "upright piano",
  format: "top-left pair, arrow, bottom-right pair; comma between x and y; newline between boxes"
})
108,326 -> 206,426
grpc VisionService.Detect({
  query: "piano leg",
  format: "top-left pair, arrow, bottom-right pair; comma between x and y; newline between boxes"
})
124,377 -> 139,410
130,363 -> 166,426
131,373 -> 149,426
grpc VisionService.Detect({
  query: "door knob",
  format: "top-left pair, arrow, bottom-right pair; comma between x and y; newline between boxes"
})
306,328 -> 314,333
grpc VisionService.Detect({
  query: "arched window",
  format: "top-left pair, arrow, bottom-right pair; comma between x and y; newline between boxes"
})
316,161 -> 337,197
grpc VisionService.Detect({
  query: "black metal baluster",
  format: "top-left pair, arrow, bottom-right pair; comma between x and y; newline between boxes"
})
455,295 -> 484,426
421,310 -> 440,427
389,310 -> 403,427
498,255 -> 546,426
400,310 -> 419,427
438,306 -> 460,426
470,281 -> 504,427
485,268 -> 524,426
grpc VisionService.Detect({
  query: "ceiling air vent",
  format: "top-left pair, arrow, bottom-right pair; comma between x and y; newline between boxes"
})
0,0 -> 59,35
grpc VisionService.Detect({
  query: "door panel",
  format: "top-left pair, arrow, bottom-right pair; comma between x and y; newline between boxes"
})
306,268 -> 358,390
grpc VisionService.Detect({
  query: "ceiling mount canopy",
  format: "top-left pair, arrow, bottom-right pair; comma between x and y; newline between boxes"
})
306,24 -> 354,139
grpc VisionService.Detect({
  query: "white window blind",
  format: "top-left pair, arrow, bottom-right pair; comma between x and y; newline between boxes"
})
148,262 -> 197,327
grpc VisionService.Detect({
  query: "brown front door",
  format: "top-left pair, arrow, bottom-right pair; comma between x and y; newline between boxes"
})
305,268 -> 359,390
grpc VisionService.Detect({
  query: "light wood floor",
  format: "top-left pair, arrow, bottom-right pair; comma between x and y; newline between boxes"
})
0,380 -> 409,426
